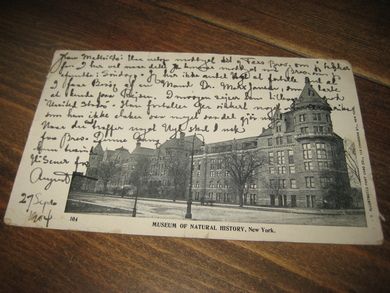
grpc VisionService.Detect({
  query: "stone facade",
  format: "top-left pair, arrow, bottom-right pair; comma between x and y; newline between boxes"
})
192,77 -> 352,208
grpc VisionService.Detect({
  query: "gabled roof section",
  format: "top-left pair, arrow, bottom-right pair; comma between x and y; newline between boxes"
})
160,134 -> 202,150
259,127 -> 272,137
132,146 -> 155,156
92,142 -> 104,155
113,146 -> 131,161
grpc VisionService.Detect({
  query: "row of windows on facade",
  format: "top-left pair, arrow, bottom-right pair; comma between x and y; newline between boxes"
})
194,192 -> 247,203
193,193 -> 318,208
269,160 -> 331,175
208,141 -> 258,154
299,126 -> 332,135
194,181 -> 258,189
193,176 -> 333,191
297,113 -> 330,123
270,176 -> 333,189
272,113 -> 331,135
269,194 -> 317,208
269,142 -> 329,163
268,135 -> 293,146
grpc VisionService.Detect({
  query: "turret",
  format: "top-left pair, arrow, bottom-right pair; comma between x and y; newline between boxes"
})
292,77 -> 333,140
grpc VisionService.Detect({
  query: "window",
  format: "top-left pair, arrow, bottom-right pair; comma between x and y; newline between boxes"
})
218,181 -> 223,188
268,152 -> 274,164
313,113 -> 321,121
276,136 -> 283,145
316,143 -> 327,159
287,135 -> 292,144
289,166 -> 296,174
299,114 -> 306,122
269,167 -> 275,174
302,143 -> 312,159
268,138 -> 273,146
276,151 -> 285,164
304,161 -> 313,171
290,179 -> 297,189
197,171 -> 200,177
279,179 -> 287,189
195,192 -> 199,200
320,177 -> 332,188
210,170 -> 215,177
276,122 -> 282,132
209,182 -> 214,188
225,170 -> 229,177
210,159 -> 215,170
250,183 -> 257,189
291,195 -> 297,207
288,150 -> 294,164
305,177 -> 315,188
215,170 -> 221,177
216,159 -> 223,169
300,127 -> 308,134
270,194 -> 275,206
270,179 -> 277,188
249,194 -> 257,205
306,195 -> 316,208
318,161 -> 329,170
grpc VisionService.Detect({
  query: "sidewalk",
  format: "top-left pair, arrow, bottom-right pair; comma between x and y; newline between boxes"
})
69,192 -> 365,216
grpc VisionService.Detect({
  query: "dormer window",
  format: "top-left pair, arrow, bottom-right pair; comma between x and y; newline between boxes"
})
276,123 -> 282,132
313,113 -> 321,121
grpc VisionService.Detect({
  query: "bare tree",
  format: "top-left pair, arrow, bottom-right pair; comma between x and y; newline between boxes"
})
263,176 -> 284,207
129,157 -> 151,197
166,150 -> 190,202
344,143 -> 361,184
98,161 -> 120,195
223,149 -> 266,207
320,170 -> 352,209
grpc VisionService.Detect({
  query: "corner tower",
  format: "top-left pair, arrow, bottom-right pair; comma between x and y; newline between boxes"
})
290,77 -> 351,208
292,77 -> 333,139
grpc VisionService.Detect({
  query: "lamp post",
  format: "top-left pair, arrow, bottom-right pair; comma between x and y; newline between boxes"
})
185,133 -> 205,219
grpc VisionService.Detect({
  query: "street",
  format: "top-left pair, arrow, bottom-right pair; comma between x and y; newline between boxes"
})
66,192 -> 366,227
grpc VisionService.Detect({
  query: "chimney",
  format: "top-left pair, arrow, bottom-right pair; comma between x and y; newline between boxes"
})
136,139 -> 141,148
180,131 -> 185,140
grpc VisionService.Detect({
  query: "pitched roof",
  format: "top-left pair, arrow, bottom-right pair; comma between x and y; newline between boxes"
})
92,142 -> 104,154
160,134 -> 202,150
132,146 -> 155,156
293,77 -> 331,110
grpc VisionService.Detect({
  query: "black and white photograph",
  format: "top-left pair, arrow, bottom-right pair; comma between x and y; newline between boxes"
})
65,77 -> 365,227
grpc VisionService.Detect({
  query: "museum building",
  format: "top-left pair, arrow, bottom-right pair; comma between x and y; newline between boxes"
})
191,77 -> 351,208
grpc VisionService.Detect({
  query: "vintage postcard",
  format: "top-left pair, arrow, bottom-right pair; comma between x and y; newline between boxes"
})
4,50 -> 383,244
